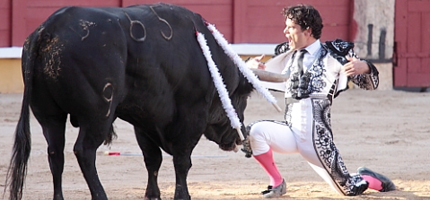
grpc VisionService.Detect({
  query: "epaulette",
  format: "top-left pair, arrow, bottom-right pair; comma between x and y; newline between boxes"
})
274,42 -> 290,56
324,39 -> 354,56
323,39 -> 354,65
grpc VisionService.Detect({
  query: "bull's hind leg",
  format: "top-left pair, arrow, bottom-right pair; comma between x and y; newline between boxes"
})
134,127 -> 162,199
73,118 -> 113,200
37,114 -> 67,200
31,86 -> 68,200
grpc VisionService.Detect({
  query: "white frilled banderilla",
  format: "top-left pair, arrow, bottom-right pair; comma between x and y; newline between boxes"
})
196,23 -> 281,153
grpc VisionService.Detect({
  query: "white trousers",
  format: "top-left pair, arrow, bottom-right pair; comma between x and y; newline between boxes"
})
248,98 -> 363,195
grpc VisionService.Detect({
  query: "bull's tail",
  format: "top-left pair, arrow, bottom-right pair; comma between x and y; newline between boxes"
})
5,27 -> 42,200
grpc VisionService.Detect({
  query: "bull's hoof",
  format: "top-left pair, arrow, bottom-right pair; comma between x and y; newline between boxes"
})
144,196 -> 161,200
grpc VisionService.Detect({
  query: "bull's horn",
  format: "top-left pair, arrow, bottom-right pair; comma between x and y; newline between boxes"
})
250,68 -> 289,82
235,127 -> 245,141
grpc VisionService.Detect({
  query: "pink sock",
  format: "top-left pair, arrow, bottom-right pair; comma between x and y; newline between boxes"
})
254,149 -> 283,187
361,175 -> 383,191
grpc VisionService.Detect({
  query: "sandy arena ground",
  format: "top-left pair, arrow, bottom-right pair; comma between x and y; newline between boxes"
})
0,89 -> 429,199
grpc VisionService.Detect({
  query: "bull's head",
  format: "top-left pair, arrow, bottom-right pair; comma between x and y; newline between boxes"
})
197,21 -> 274,152
204,72 -> 254,151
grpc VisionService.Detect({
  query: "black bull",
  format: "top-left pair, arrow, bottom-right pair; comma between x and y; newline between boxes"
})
7,3 -> 255,200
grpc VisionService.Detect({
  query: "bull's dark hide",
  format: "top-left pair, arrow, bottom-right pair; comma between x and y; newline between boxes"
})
7,3 -> 254,200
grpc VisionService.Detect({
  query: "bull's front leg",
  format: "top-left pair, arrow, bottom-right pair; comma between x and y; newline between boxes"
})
172,153 -> 192,200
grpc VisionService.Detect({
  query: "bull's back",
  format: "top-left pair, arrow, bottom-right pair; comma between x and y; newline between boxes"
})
29,6 -> 128,117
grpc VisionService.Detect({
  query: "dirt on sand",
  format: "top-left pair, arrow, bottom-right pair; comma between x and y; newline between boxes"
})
0,89 -> 429,199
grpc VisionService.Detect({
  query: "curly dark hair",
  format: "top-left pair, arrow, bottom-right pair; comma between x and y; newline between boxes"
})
282,4 -> 323,39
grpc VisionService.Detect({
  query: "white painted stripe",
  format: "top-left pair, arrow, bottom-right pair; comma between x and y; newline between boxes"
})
230,44 -> 277,55
0,47 -> 23,58
0,44 -> 277,59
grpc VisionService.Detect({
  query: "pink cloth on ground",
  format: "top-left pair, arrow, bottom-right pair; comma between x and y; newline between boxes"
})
254,149 -> 283,187
361,175 -> 383,191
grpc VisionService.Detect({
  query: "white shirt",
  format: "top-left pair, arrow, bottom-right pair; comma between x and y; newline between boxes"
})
302,39 -> 322,72
285,39 -> 321,73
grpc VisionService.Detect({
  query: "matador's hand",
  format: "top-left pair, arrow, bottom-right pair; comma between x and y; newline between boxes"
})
246,54 -> 266,70
343,56 -> 370,76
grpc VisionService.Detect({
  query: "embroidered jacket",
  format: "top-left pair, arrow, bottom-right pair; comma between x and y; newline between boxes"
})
262,39 -> 379,102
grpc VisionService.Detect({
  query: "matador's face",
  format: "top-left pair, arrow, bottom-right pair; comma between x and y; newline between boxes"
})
283,18 -> 312,50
